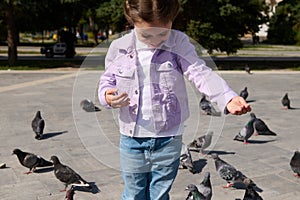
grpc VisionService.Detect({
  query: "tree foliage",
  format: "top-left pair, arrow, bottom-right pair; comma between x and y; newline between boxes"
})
267,0 -> 300,45
182,0 -> 269,54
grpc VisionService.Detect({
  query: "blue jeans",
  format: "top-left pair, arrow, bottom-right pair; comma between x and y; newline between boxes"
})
120,134 -> 182,200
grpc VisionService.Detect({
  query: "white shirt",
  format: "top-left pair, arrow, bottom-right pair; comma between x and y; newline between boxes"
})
134,29 -> 184,137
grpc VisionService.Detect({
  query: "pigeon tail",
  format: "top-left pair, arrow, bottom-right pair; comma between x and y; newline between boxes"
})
37,157 -> 53,167
71,180 -> 91,188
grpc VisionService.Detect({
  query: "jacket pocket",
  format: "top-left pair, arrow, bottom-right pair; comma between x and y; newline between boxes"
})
115,67 -> 135,78
156,61 -> 174,72
115,66 -> 135,94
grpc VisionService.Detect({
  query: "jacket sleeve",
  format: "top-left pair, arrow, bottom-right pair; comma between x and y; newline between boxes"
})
175,34 -> 238,114
98,41 -> 118,108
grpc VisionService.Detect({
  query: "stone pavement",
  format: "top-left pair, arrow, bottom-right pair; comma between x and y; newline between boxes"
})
0,69 -> 299,200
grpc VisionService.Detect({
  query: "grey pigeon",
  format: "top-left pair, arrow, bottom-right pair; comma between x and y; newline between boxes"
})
290,151 -> 300,178
243,178 -> 263,200
185,184 -> 206,200
188,131 -> 213,154
180,144 -> 196,174
211,153 -> 255,188
251,113 -> 277,136
65,187 -> 75,200
240,87 -> 249,100
31,111 -> 45,140
50,155 -> 92,191
80,99 -> 101,112
234,113 -> 256,144
199,95 -> 221,116
12,148 -> 53,174
281,93 -> 291,109
245,65 -> 252,74
198,172 -> 212,200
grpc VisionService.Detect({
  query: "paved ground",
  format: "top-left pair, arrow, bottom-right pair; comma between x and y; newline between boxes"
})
0,69 -> 300,200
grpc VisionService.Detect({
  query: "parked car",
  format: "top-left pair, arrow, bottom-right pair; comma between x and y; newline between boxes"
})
40,43 -> 75,58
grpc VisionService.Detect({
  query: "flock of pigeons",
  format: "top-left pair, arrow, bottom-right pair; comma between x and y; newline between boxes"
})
10,99 -> 100,200
4,73 -> 298,200
180,85 -> 298,200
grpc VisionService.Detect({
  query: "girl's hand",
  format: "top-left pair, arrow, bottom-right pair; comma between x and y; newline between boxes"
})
105,88 -> 130,108
226,96 -> 251,115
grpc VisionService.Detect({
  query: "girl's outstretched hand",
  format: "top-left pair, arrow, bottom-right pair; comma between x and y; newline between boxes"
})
105,88 -> 130,108
226,96 -> 251,115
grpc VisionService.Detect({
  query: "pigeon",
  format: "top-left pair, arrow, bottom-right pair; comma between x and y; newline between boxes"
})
198,172 -> 212,200
290,151 -> 300,178
243,178 -> 263,200
234,113 -> 256,144
185,184 -> 206,200
239,87 -> 249,100
65,187 -> 75,200
188,131 -> 213,154
50,155 -> 92,191
12,148 -> 53,174
80,99 -> 101,112
31,110 -> 45,140
180,144 -> 196,174
199,95 -> 221,116
211,153 -> 254,188
281,93 -> 291,109
245,65 -> 252,74
251,113 -> 277,136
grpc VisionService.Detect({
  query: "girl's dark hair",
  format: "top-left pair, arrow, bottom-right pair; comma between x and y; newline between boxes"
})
124,0 -> 180,25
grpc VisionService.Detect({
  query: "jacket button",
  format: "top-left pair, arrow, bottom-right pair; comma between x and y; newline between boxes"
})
129,130 -> 133,134
132,108 -> 137,114
155,105 -> 160,111
135,90 -> 138,94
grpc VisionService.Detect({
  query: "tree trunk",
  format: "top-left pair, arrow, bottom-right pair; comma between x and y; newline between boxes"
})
5,2 -> 18,65
89,14 -> 98,46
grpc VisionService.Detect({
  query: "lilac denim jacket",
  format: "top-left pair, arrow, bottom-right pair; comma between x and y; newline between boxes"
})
98,30 -> 237,136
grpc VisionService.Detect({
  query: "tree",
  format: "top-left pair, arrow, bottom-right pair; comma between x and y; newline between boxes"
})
96,0 -> 127,36
267,0 -> 300,45
181,0 -> 269,54
1,0 -> 19,65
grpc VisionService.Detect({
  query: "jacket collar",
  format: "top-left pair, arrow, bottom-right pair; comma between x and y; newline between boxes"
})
118,29 -> 177,54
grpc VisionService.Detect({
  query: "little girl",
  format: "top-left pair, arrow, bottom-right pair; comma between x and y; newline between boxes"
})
98,0 -> 251,199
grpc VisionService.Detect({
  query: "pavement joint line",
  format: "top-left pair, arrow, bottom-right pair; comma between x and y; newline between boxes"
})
0,71 -> 90,93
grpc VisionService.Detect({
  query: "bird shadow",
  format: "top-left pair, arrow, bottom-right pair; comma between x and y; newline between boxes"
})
247,139 -> 276,144
40,131 -> 68,140
192,159 -> 207,174
284,107 -> 300,110
83,107 -> 101,112
246,99 -> 256,103
206,150 -> 236,155
72,182 -> 100,194
34,166 -> 54,173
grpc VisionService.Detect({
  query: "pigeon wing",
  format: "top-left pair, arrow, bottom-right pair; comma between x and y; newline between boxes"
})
23,153 -> 39,169
254,119 -> 276,136
218,164 -> 237,182
31,111 -> 42,133
36,119 -> 45,134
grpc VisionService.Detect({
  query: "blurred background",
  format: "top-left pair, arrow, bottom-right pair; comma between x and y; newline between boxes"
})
0,0 -> 299,68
